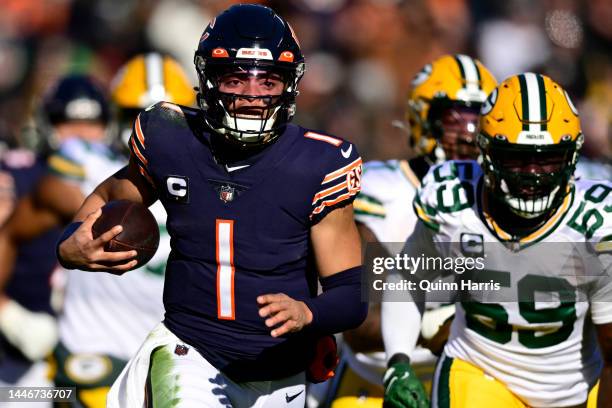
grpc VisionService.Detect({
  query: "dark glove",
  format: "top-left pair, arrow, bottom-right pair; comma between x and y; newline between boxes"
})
306,335 -> 339,383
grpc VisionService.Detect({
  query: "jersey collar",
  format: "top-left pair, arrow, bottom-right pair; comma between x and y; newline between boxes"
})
477,181 -> 575,248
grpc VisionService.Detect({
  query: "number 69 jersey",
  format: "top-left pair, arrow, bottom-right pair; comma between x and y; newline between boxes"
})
409,160 -> 612,407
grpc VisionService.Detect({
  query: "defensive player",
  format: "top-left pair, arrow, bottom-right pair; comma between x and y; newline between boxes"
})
0,76 -> 110,402
321,55 -> 497,408
383,73 -> 612,407
0,55 -> 195,407
57,5 -> 367,408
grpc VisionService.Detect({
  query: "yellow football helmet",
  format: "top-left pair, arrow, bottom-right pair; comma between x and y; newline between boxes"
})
478,72 -> 583,219
406,54 -> 497,161
110,53 -> 195,145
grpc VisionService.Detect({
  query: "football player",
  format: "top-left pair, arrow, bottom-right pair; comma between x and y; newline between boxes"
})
0,75 -> 110,406
382,73 -> 612,407
321,54 -> 498,408
57,5 -> 367,408
0,55 -> 195,407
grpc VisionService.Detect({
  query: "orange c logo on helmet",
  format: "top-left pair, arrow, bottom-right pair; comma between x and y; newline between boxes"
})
278,51 -> 294,62
212,48 -> 229,58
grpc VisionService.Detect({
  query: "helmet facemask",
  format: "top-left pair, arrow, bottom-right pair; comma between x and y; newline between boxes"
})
429,102 -> 482,161
195,56 -> 303,146
480,136 -> 581,219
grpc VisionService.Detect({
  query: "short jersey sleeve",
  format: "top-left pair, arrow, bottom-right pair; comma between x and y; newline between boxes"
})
308,134 -> 362,225
587,182 -> 612,324
589,251 -> 612,324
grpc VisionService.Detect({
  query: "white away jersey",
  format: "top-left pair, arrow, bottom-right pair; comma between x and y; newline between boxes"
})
409,160 -> 612,407
575,157 -> 612,182
353,160 -> 437,371
354,160 -> 421,254
50,138 -> 168,360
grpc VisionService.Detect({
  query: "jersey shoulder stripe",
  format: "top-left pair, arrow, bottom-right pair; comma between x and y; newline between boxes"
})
354,192 -> 386,218
48,154 -> 85,181
355,160 -> 420,221
306,131 -> 362,223
304,131 -> 343,146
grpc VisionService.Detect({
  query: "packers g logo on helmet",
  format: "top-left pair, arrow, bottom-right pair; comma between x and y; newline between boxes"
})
478,73 -> 583,219
406,54 -> 498,159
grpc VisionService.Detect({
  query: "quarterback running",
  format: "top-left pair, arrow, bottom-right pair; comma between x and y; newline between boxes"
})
57,5 -> 367,408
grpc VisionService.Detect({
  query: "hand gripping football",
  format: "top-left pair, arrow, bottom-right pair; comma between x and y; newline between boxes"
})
91,200 -> 160,269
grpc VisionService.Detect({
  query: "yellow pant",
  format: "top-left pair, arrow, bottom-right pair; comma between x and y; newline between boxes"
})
432,355 -> 599,408
329,354 -> 435,408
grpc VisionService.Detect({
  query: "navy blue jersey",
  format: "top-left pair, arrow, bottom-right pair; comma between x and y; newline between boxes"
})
1,151 -> 59,315
0,150 -> 60,382
130,102 -> 362,381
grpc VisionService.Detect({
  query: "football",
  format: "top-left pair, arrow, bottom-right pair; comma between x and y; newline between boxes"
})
91,200 -> 160,269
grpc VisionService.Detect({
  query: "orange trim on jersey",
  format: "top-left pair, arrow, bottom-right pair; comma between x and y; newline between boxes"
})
312,181 -> 347,205
216,219 -> 235,320
130,137 -> 148,166
311,190 -> 357,216
304,131 -> 343,147
399,160 -> 421,188
135,116 -> 146,147
138,166 -> 154,186
322,158 -> 362,184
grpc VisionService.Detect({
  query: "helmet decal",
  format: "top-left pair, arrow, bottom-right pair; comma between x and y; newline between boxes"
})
478,73 -> 582,219
411,64 -> 432,86
480,88 -> 497,116
564,89 -> 579,116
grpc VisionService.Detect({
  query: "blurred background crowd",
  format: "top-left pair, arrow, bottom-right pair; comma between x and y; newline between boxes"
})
0,0 -> 610,163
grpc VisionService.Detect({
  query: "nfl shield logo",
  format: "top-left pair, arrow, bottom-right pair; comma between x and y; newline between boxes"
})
219,185 -> 235,202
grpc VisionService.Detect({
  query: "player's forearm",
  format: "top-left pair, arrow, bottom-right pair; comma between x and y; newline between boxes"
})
304,265 -> 368,333
0,229 -> 17,292
343,302 -> 384,352
382,271 -> 424,360
73,166 -> 150,221
73,190 -> 108,222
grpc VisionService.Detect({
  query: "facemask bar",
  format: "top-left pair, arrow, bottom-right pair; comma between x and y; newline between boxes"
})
479,136 -> 580,218
194,55 -> 303,146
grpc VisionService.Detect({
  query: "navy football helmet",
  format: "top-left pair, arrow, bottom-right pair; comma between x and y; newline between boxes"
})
43,74 -> 110,125
194,4 -> 305,146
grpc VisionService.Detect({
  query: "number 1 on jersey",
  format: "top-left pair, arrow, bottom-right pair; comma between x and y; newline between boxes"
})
216,219 -> 235,320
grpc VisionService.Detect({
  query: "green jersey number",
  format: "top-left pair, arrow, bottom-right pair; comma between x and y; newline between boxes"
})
567,183 -> 611,239
432,162 -> 475,213
462,270 -> 576,349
